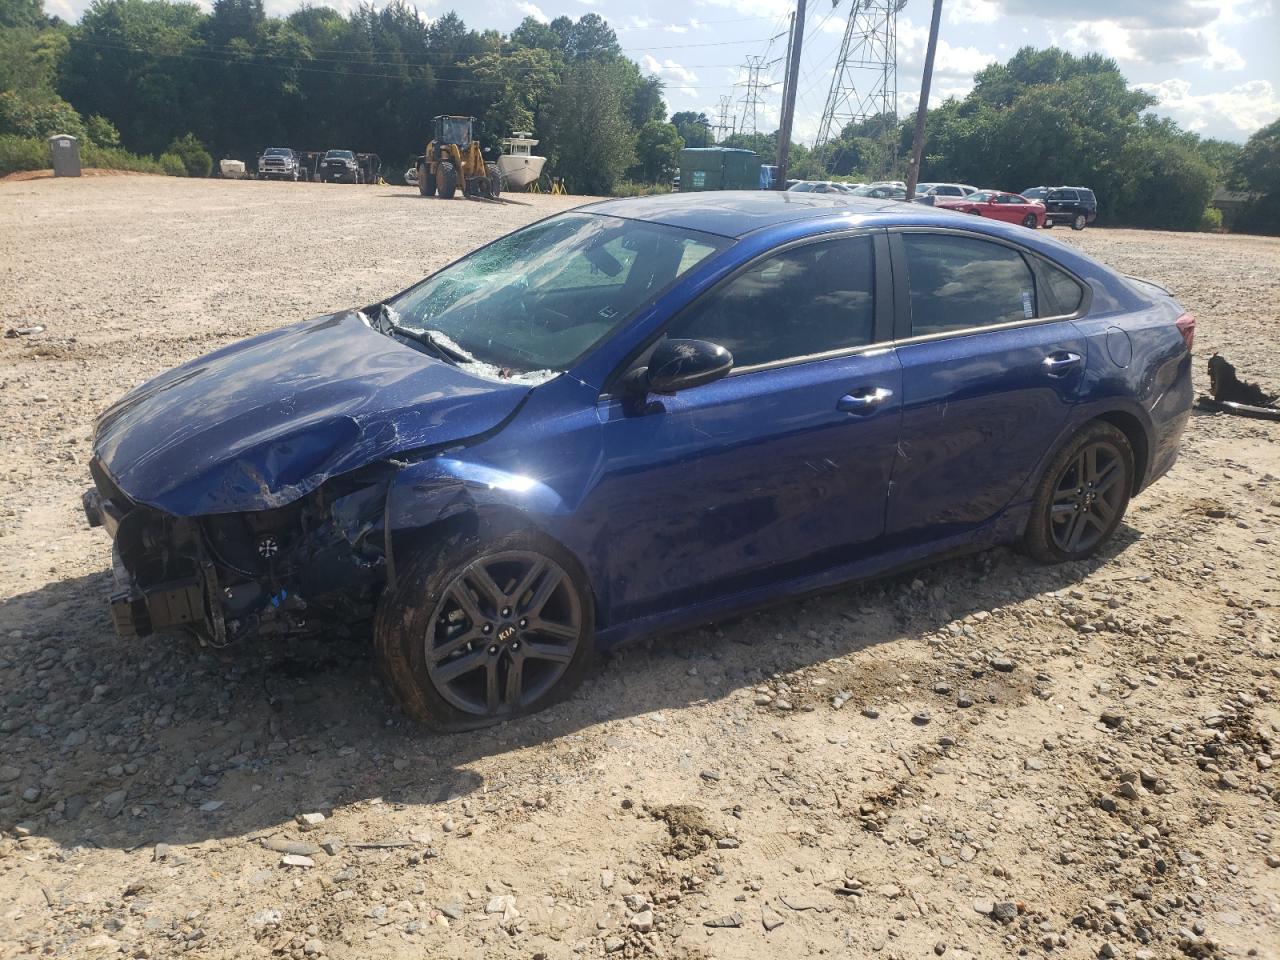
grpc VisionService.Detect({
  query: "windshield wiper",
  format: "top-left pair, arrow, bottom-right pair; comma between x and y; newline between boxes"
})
367,304 -> 469,367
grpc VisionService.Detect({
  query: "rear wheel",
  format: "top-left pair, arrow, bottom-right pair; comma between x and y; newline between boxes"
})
375,531 -> 595,730
1024,421 -> 1134,563
437,161 -> 457,199
1021,213 -> 1038,228
485,162 -> 502,200
1072,213 -> 1087,230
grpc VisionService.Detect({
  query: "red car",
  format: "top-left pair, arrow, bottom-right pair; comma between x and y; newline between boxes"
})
933,190 -> 1045,228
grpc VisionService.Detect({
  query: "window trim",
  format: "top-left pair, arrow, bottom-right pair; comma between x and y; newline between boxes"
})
887,227 -> 1091,345
600,228 -> 892,398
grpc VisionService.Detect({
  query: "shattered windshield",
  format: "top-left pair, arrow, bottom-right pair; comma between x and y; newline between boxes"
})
385,212 -> 730,382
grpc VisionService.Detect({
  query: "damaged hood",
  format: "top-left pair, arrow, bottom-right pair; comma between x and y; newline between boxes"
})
93,312 -> 532,516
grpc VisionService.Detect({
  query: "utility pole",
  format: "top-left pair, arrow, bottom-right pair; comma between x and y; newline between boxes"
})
774,1 -> 806,188
905,0 -> 943,200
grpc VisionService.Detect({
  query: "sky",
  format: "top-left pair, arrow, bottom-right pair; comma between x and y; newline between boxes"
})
46,0 -> 1280,144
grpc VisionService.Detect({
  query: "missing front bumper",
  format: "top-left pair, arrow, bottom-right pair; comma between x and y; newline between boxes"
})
108,579 -> 204,639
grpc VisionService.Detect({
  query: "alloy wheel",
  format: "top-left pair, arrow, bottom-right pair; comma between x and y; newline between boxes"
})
425,551 -> 582,718
1049,442 -> 1127,554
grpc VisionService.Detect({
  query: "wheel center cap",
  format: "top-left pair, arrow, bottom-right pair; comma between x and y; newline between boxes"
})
497,624 -> 517,644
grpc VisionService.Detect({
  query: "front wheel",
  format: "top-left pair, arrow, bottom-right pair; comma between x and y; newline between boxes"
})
437,160 -> 458,199
1022,213 -> 1038,228
375,531 -> 595,730
1024,421 -> 1134,563
485,161 -> 502,200
417,164 -> 435,197
1043,219 -> 1055,229
1072,213 -> 1087,230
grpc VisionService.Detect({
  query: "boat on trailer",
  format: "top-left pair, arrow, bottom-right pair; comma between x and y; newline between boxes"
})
497,132 -> 547,190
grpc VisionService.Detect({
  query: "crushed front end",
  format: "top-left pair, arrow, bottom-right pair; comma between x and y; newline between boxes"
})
83,458 -> 391,646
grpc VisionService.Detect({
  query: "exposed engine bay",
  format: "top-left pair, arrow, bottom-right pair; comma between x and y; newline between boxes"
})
84,459 -> 393,646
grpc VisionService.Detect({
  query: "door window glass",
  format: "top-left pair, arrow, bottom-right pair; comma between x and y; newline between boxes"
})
903,234 -> 1038,335
1039,261 -> 1085,316
666,235 -> 876,368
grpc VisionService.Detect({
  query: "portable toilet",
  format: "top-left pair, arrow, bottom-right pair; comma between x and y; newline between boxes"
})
48,134 -> 81,177
678,148 -> 761,191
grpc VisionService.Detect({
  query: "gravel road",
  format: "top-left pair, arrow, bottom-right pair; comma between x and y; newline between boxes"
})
1,176 -> 1277,960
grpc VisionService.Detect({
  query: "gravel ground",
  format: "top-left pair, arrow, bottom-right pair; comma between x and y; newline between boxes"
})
1,176 -> 1278,960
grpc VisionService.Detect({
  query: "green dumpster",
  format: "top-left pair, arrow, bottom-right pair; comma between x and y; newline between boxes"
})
679,148 -> 761,192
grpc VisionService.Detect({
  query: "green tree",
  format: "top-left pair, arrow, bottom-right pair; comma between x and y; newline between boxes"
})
167,130 -> 211,176
1232,118 -> 1280,234
631,119 -> 681,183
0,0 -> 47,29
671,110 -> 710,148
544,59 -> 634,194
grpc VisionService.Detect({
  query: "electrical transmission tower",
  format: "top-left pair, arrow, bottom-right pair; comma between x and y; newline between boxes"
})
736,55 -> 769,139
814,0 -> 901,176
713,95 -> 733,143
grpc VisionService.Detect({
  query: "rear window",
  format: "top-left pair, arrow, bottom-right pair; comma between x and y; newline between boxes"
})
903,234 -> 1038,335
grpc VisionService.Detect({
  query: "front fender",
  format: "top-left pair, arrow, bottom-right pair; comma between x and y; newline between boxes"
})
383,457 -> 573,582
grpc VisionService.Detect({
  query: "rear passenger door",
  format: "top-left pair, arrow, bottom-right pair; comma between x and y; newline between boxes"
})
886,229 -> 1087,545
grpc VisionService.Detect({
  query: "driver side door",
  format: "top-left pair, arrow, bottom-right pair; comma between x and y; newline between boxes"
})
588,232 -> 902,623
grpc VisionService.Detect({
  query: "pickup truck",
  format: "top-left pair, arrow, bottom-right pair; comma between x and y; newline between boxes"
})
257,147 -> 301,181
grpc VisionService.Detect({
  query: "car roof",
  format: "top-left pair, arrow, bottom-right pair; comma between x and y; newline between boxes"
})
581,191 -> 903,238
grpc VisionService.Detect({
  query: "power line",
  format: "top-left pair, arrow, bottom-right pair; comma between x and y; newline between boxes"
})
67,36 -> 766,89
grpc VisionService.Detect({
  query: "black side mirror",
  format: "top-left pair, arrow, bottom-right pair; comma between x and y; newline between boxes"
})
625,339 -> 733,395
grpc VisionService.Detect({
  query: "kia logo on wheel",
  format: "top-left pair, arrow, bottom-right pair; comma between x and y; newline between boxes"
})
497,625 -> 516,643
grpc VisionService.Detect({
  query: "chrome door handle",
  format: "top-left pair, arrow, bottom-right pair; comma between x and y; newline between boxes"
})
837,387 -> 894,413
1043,352 -> 1082,377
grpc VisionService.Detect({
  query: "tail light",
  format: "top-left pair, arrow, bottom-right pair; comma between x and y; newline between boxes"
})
1175,312 -> 1195,351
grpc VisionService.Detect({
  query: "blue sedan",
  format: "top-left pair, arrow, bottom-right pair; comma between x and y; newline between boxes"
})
84,192 -> 1194,729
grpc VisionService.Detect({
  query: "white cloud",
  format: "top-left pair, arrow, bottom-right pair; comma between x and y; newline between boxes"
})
1138,78 -> 1280,134
642,55 -> 700,98
514,2 -> 549,24
949,0 -> 999,25
664,24 -> 688,34
1053,18 -> 1246,70
996,0 -> 1215,29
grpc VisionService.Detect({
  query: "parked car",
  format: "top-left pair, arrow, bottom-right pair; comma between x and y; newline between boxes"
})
933,190 -> 1046,228
320,149 -> 361,184
1021,186 -> 1097,230
787,180 -> 853,194
83,193 -> 1194,730
852,183 -> 906,199
913,182 -> 979,204
257,147 -> 300,181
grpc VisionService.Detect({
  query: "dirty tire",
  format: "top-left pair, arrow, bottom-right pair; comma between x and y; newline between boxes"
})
485,162 -> 502,200
438,161 -> 458,199
374,530 -> 596,731
1072,213 -> 1087,230
417,164 -> 435,197
1022,213 -> 1038,228
1024,421 -> 1134,563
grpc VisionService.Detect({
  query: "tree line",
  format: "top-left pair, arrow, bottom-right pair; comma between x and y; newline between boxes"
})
0,0 -> 1276,231
0,0 -> 676,193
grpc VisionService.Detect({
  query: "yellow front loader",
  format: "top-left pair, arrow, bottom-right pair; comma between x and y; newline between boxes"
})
415,115 -> 500,200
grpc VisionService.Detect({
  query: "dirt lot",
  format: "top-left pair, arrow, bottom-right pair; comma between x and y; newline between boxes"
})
1,177 -> 1278,960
